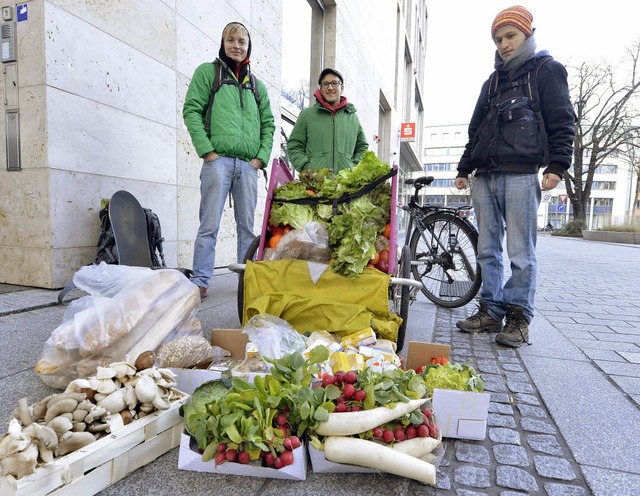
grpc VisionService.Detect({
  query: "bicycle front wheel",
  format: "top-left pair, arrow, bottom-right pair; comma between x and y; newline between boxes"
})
409,212 -> 481,308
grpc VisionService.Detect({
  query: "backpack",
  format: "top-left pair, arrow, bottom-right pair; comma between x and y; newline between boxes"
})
94,205 -> 166,268
204,60 -> 261,137
471,56 -> 553,166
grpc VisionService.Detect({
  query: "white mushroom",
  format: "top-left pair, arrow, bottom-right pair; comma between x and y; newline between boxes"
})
55,432 -> 96,457
97,389 -> 127,414
64,378 -> 92,394
123,385 -> 138,410
47,416 -> 74,435
95,366 -> 117,380
110,362 -> 137,379
0,443 -> 38,478
134,375 -> 157,404
44,398 -> 78,424
96,378 -> 118,395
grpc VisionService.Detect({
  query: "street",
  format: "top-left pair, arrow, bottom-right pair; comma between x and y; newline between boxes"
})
0,235 -> 639,495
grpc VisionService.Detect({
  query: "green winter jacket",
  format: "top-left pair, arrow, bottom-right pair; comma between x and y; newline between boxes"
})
183,59 -> 275,166
287,100 -> 368,173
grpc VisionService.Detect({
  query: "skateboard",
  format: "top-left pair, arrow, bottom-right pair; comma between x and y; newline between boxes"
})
109,190 -> 154,267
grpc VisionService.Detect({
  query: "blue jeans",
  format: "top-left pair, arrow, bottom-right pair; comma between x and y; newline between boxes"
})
472,172 -> 541,322
191,156 -> 258,289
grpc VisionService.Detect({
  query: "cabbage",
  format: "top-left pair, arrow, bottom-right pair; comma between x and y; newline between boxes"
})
422,363 -> 485,394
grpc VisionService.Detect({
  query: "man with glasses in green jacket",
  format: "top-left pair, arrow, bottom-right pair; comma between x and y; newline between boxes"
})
287,68 -> 368,173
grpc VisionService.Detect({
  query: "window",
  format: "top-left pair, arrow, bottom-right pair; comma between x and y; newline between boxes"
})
424,163 -> 452,171
592,181 -> 616,190
595,164 -> 617,174
432,179 -> 456,187
424,195 -> 445,205
593,198 -> 613,206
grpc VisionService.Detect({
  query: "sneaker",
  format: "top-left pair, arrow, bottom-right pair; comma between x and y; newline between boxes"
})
456,301 -> 503,333
199,286 -> 208,301
495,305 -> 530,347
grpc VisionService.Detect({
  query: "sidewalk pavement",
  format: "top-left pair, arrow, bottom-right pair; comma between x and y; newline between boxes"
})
0,235 -> 639,495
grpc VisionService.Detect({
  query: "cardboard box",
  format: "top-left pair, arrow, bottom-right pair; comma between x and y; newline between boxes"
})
177,432 -> 307,480
404,341 -> 490,441
0,399 -> 186,496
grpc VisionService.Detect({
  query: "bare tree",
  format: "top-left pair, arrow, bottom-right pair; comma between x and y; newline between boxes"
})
567,42 -> 640,222
622,130 -> 640,220
281,79 -> 310,110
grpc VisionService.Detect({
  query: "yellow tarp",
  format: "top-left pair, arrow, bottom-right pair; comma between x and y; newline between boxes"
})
242,259 -> 402,342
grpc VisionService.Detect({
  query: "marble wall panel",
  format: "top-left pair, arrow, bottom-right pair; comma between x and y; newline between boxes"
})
49,0 -> 177,68
45,3 -> 176,127
16,0 -> 45,87
0,246 -> 53,287
47,87 -> 177,183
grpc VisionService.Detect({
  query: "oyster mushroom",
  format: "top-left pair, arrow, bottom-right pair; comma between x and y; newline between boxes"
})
55,432 -> 96,457
0,443 -> 38,478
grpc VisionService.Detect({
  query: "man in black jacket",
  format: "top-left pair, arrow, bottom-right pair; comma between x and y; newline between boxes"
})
455,5 -> 575,347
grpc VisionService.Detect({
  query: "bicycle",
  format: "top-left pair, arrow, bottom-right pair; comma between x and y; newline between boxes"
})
399,176 -> 481,308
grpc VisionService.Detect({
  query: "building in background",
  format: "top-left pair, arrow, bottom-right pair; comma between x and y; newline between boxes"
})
423,124 -> 638,229
0,0 -> 427,288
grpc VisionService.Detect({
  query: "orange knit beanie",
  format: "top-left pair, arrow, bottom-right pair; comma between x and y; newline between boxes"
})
491,5 -> 533,39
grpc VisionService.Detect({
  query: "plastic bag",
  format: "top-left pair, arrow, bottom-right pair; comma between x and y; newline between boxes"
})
36,263 -> 201,388
273,221 -> 331,262
154,319 -> 215,368
242,314 -> 306,360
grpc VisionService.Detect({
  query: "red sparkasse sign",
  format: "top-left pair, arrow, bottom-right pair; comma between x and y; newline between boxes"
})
400,122 -> 416,141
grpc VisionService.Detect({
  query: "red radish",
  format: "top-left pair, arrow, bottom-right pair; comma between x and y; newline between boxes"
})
334,371 -> 345,386
422,408 -> 432,419
351,405 -> 362,412
373,427 -> 383,439
217,443 -> 226,452
322,375 -> 336,387
274,457 -> 284,469
280,450 -> 294,466
264,452 -> 275,466
276,412 -> 288,426
214,452 -> 227,465
428,423 -> 439,438
406,425 -> 418,439
342,383 -> 356,399
277,426 -> 289,437
417,424 -> 429,437
353,389 -> 366,402
288,436 -> 301,449
394,428 -> 406,442
225,449 -> 237,462
382,429 -> 395,443
334,402 -> 348,412
238,452 -> 250,464
345,371 -> 358,384
336,395 -> 346,404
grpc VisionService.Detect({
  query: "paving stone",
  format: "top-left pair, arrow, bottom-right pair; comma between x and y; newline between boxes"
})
534,455 -> 576,481
501,363 -> 524,372
493,444 -> 529,466
526,434 -> 561,458
491,393 -> 512,404
516,404 -> 547,419
498,356 -> 521,364
507,381 -> 535,394
488,427 -> 521,445
596,360 -> 640,376
521,418 -> 557,434
473,351 -> 496,359
434,470 -> 451,490
609,375 -> 640,394
453,466 -> 490,488
456,490 -> 486,496
544,483 -> 588,495
496,466 -> 539,492
488,402 -> 514,415
513,392 -> 539,405
484,381 -> 509,393
500,492 -> 532,496
487,413 -> 517,428
497,349 -> 517,358
504,371 -> 529,383
581,348 -> 626,361
454,442 -> 490,465
477,363 -> 501,374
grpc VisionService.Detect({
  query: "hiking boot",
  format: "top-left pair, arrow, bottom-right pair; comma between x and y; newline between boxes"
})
199,286 -> 208,301
496,305 -> 531,347
456,301 -> 503,333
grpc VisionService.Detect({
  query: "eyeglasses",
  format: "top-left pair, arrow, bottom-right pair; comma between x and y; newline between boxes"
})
320,81 -> 342,88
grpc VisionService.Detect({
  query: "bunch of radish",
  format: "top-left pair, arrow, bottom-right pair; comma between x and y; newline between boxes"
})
370,406 -> 439,444
321,370 -> 366,412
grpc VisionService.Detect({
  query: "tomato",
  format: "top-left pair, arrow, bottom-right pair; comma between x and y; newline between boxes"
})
378,249 -> 389,262
370,251 -> 380,265
375,259 -> 389,273
269,225 -> 285,236
306,189 -> 315,195
269,234 -> 283,249
383,223 -> 391,238
431,356 -> 449,366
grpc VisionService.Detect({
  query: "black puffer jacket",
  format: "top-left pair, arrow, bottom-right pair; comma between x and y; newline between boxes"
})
457,50 -> 575,179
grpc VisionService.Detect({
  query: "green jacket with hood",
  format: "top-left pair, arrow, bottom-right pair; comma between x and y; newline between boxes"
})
287,92 -> 368,173
183,59 -> 275,167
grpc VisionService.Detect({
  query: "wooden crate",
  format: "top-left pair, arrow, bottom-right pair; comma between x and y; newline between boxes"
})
0,398 -> 186,496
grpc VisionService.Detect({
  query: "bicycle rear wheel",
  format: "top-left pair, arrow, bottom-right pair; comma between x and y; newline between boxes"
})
409,212 -> 481,308
392,245 -> 411,352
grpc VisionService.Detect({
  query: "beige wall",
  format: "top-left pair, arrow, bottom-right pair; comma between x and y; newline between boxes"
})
0,0 -> 282,288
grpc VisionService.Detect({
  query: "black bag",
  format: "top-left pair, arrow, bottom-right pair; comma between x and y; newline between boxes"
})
94,205 -> 166,268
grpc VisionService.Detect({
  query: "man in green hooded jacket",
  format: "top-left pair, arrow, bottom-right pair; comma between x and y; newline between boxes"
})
287,68 -> 368,173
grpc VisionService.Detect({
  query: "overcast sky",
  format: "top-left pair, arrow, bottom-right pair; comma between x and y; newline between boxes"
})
425,1 -> 640,125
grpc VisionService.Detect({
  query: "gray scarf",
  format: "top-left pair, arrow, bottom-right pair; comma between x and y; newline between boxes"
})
494,32 -> 537,79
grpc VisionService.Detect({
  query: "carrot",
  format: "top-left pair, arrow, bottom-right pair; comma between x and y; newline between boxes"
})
324,436 -> 436,485
315,398 -> 427,436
